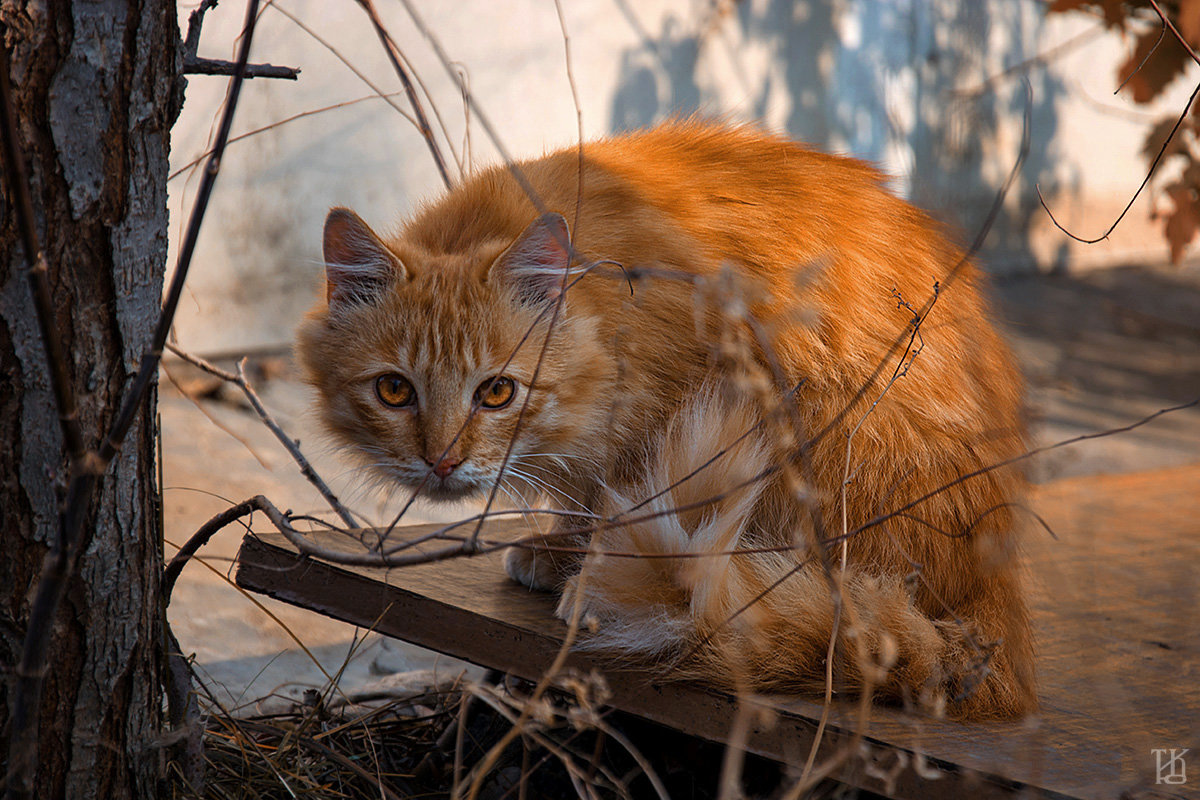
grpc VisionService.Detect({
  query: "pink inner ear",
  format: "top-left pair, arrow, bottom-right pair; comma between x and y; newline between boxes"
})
491,213 -> 574,306
323,208 -> 399,306
507,213 -> 571,272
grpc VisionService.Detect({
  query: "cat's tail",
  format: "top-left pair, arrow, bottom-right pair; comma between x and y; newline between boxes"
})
557,387 -> 1029,718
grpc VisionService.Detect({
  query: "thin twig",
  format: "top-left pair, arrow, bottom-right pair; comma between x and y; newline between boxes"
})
169,90 -> 407,180
355,0 -> 453,188
268,1 -> 418,128
392,37 -> 466,177
162,360 -> 273,468
395,0 -> 550,215
1149,0 -> 1200,64
554,0 -> 586,238
1115,17 -> 1166,95
841,285 -> 934,566
166,343 -> 359,528
807,78 -> 1032,453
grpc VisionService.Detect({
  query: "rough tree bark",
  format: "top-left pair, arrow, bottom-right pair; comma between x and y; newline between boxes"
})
1,2 -> 178,798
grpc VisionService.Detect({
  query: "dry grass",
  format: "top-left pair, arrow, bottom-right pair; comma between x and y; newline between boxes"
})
166,671 -> 814,800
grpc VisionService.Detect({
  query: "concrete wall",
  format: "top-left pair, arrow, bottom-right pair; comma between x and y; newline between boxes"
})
168,0 -> 1197,353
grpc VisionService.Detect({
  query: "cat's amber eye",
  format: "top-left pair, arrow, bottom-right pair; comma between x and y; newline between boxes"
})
375,374 -> 416,408
475,376 -> 516,409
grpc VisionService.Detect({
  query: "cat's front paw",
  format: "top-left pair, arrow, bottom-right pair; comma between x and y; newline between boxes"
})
504,546 -> 564,592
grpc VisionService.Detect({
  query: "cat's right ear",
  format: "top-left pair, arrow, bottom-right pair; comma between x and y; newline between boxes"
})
323,207 -> 406,310
488,212 -> 572,308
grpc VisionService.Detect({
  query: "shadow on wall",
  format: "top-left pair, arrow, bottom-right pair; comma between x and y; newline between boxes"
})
608,0 -> 1068,275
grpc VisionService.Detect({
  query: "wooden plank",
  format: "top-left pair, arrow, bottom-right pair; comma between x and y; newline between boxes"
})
234,465 -> 1200,800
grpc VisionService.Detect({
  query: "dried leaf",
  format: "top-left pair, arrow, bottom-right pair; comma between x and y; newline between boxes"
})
1047,0 -> 1136,30
1163,184 -> 1200,263
1181,158 -> 1200,187
1119,29 -> 1190,104
1178,0 -> 1200,45
1141,116 -> 1192,164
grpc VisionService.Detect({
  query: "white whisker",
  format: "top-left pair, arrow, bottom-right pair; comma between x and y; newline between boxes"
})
502,465 -> 588,511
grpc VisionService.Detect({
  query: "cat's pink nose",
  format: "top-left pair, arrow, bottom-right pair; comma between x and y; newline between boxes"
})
429,457 -> 460,479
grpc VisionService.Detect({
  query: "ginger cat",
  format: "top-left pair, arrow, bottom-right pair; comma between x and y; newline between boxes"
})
297,121 -> 1036,719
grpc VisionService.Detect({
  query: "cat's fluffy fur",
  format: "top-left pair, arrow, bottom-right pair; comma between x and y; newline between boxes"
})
298,120 -> 1035,719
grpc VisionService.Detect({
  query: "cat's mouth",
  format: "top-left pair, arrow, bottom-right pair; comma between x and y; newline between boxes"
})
420,476 -> 480,502
373,457 -> 503,503
413,463 -> 489,503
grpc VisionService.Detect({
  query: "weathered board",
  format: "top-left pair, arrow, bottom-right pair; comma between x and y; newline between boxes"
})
235,464 -> 1200,799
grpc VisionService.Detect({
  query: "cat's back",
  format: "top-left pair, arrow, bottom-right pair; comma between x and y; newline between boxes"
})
401,120 -> 941,275
401,123 -> 983,355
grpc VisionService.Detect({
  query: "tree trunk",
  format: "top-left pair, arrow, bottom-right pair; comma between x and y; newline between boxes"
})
1,2 -> 178,797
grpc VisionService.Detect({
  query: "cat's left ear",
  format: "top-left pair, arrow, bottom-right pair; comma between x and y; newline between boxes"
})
323,207 -> 407,310
488,213 -> 572,307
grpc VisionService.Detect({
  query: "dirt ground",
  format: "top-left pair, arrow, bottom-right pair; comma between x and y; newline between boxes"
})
162,262 -> 1200,711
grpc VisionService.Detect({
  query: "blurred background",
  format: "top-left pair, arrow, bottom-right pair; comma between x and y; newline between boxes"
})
161,0 -> 1200,721
168,0 -> 1198,352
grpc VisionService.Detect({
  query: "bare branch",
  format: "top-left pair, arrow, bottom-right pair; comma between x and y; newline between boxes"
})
182,0 -> 299,80
162,497 -> 259,604
183,0 -> 220,57
1115,16 -> 1166,95
1037,76 -> 1200,243
183,56 -> 300,80
554,0 -> 586,236
395,0 -> 551,216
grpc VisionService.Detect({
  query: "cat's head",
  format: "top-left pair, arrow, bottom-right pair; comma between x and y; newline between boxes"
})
297,208 -> 610,503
